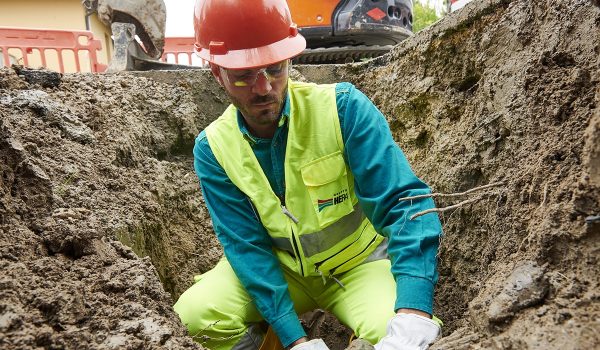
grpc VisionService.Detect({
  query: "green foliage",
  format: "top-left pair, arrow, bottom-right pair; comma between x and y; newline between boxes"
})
413,2 -> 442,32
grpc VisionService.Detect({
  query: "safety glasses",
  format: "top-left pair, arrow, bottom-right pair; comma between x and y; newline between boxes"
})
222,60 -> 289,88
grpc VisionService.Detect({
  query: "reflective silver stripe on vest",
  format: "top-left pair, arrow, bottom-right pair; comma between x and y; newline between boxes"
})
271,237 -> 294,254
270,204 -> 366,257
300,203 -> 366,257
362,237 -> 389,263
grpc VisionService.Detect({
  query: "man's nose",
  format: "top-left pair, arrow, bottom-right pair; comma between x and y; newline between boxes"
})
252,71 -> 273,95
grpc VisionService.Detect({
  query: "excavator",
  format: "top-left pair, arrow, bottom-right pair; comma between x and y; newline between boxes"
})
86,0 -> 413,70
289,0 -> 413,64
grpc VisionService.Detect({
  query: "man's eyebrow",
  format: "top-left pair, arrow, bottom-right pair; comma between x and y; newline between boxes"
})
230,69 -> 253,75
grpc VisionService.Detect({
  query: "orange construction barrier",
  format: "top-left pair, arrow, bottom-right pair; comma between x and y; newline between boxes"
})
161,37 -> 206,67
0,27 -> 107,73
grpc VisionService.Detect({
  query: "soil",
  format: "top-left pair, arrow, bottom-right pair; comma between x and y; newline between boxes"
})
1,0 -> 599,349
0,70 -> 222,349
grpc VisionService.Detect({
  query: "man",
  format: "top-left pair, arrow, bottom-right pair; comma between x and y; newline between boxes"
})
175,1 -> 443,349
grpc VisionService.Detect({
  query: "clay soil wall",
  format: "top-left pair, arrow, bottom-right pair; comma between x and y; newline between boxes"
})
1,0 -> 598,349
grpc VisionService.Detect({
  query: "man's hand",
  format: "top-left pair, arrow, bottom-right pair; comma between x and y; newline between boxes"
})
374,313 -> 440,350
289,338 -> 330,350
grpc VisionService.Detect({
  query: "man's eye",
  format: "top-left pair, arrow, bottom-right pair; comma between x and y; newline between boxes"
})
266,68 -> 283,75
234,73 -> 252,80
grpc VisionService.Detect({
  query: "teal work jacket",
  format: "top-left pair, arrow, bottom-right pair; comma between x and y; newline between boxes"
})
194,82 -> 442,347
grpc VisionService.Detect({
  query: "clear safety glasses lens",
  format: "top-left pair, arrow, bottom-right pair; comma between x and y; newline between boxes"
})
225,61 -> 288,87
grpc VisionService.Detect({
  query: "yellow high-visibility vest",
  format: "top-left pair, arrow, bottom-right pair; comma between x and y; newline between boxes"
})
205,80 -> 383,278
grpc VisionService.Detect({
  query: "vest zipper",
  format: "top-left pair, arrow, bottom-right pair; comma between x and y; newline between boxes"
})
331,276 -> 345,289
290,227 -> 304,276
317,268 -> 327,285
281,205 -> 299,223
282,204 -> 304,276
317,268 -> 345,289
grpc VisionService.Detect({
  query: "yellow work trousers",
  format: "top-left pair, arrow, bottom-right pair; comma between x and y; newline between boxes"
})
174,258 -> 396,350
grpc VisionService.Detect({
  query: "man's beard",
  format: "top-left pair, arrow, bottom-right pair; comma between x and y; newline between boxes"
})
227,82 -> 288,127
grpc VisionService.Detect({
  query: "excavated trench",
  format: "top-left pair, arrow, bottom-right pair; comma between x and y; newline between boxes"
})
1,0 -> 599,349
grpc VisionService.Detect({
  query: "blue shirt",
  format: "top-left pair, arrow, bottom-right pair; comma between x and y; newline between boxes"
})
193,82 -> 442,347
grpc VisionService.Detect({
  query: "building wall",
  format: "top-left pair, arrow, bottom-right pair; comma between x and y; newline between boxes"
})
0,0 -> 113,72
89,13 -> 113,64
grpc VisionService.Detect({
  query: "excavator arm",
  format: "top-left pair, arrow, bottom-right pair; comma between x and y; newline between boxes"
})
83,0 -> 190,71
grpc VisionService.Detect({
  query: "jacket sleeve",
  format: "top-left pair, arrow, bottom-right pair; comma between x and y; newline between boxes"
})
193,131 -> 306,346
336,83 -> 442,315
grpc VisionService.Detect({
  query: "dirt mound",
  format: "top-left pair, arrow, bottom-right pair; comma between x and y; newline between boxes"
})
333,0 -> 599,348
1,0 -> 599,349
0,70 -> 222,349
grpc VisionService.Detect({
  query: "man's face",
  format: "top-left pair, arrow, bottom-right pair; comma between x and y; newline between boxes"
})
211,60 -> 290,136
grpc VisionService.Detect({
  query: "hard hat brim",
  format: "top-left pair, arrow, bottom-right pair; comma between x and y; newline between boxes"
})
196,34 -> 306,69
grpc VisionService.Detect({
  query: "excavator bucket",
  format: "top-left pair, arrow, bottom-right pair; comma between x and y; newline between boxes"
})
83,0 -> 185,71
95,0 -> 165,58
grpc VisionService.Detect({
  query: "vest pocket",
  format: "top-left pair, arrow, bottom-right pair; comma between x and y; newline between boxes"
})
300,151 -> 354,228
311,223 -> 381,276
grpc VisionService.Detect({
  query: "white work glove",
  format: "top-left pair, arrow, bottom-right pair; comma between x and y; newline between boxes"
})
374,313 -> 440,350
290,339 -> 330,350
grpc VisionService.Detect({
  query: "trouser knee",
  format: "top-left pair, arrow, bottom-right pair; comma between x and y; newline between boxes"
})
175,298 -> 252,348
174,259 -> 267,349
355,317 -> 389,344
174,295 -> 222,338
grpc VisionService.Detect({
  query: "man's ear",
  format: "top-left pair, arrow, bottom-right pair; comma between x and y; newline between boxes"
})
209,63 -> 224,87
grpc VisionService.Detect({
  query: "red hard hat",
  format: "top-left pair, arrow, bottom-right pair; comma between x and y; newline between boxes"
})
194,0 -> 306,69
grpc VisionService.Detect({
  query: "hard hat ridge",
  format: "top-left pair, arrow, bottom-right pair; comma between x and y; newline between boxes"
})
194,0 -> 306,69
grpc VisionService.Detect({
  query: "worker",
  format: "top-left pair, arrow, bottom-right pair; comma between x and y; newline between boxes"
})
174,0 -> 443,349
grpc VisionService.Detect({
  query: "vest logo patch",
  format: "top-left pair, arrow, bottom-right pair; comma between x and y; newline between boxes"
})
317,189 -> 348,212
